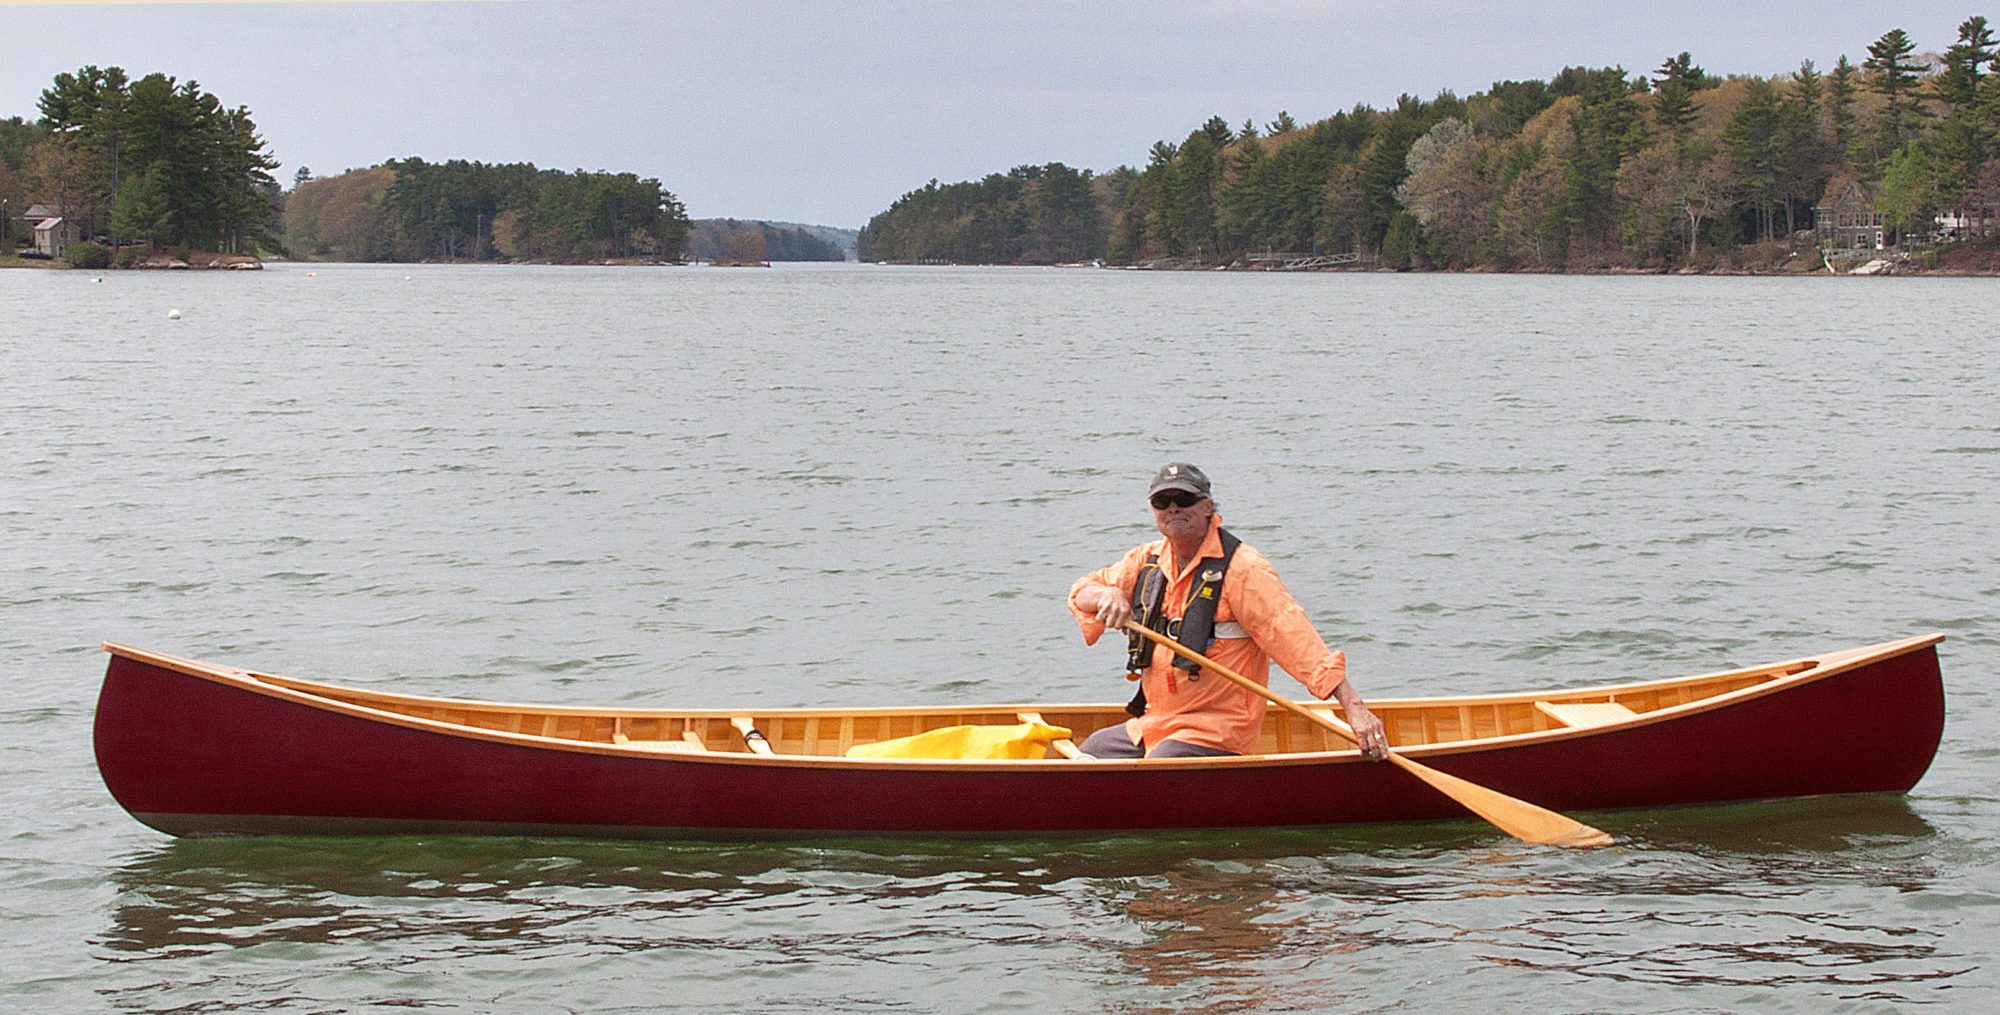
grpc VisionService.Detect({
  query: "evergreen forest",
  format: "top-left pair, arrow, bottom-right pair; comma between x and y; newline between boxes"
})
2,66 -> 692,266
858,19 -> 2000,270
283,159 -> 689,264
5,66 -> 280,261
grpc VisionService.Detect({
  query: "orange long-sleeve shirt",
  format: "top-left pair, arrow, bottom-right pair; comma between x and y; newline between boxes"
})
1068,513 -> 1348,755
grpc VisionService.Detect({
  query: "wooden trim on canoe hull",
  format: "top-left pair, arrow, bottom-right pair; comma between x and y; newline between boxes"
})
93,640 -> 1946,838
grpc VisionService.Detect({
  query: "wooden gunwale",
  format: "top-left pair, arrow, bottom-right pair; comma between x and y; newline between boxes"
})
98,635 -> 1943,771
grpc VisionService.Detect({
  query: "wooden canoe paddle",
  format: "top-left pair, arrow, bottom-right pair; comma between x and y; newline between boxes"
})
1122,622 -> 1613,848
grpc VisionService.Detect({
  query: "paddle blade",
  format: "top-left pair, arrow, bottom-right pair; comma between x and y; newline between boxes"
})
1388,754 -> 1613,848
1116,619 -> 1612,848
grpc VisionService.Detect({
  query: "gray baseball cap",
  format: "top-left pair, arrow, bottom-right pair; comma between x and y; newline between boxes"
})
1147,462 -> 1211,498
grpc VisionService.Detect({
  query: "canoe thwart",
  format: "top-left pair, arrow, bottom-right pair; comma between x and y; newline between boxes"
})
613,717 -> 710,753
1534,700 -> 1640,728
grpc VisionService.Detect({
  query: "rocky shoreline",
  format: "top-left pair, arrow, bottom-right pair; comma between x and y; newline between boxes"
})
3,251 -> 264,270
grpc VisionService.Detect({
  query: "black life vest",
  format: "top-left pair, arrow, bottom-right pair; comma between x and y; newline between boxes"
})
1124,528 -> 1241,717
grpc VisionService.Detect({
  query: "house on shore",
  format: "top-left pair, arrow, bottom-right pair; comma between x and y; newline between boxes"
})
1815,174 -> 2000,250
33,216 -> 80,258
1815,175 -> 1882,250
21,204 -> 80,258
1937,201 -> 1999,241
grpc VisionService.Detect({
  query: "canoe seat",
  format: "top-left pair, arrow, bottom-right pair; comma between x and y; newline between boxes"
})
1018,712 -> 1088,759
613,736 -> 706,753
1534,700 -> 1639,728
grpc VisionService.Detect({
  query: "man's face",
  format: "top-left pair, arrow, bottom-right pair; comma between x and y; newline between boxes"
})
1150,490 -> 1213,543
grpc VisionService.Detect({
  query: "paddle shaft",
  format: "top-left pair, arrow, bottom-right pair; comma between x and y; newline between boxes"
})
1120,621 -> 1614,848
1122,621 -> 1367,748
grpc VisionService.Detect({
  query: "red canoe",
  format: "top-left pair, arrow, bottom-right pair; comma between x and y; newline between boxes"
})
93,635 -> 1945,839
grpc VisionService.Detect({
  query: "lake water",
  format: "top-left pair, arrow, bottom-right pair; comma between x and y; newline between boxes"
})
3,262 -> 1996,1012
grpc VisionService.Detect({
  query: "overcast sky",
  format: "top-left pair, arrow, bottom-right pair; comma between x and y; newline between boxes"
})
0,1 -> 1986,227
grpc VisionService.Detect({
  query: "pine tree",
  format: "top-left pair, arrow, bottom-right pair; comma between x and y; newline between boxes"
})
1722,78 -> 1784,241
1162,131 -> 1221,257
1933,18 -> 1998,204
1379,210 -> 1421,269
35,65 -> 130,241
1864,28 -> 1927,159
1219,136 -> 1268,251
1656,52 -> 1709,91
1791,60 -> 1822,119
1936,17 -> 1996,110
1827,56 -> 1864,175
1652,53 -> 1705,138
1565,70 -> 1646,260
1200,115 -> 1234,148
1778,66 -> 1835,235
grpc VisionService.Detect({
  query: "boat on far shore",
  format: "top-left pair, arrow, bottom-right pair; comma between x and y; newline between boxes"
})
93,634 -> 1945,840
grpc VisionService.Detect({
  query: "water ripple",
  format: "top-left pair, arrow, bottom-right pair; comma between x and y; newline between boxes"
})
4,266 -> 1997,1011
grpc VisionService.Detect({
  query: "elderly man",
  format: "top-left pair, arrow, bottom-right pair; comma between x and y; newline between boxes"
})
1068,463 -> 1390,760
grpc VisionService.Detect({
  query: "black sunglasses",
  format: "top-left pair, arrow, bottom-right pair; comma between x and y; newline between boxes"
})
1149,490 -> 1202,510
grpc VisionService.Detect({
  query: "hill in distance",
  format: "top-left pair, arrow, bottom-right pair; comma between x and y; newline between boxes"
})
686,218 -> 858,262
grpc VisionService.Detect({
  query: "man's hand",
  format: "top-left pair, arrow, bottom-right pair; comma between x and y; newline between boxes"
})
1345,703 -> 1389,761
1082,586 -> 1132,630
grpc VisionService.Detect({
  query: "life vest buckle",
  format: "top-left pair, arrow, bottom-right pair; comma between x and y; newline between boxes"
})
1160,618 -> 1202,679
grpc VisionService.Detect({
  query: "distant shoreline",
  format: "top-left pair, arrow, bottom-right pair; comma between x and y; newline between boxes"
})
868,259 -> 2000,278
874,240 -> 2000,277
14,250 -> 1993,277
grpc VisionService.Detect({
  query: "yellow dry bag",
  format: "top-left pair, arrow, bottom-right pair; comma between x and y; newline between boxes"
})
845,721 -> 1072,760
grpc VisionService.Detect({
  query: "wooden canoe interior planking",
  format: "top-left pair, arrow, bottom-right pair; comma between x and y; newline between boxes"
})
223,657 -> 1817,760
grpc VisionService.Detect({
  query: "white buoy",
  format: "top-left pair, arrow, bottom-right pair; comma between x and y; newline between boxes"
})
92,277 -> 102,283
307,271 -> 316,277
404,275 -> 412,281
167,309 -> 181,320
